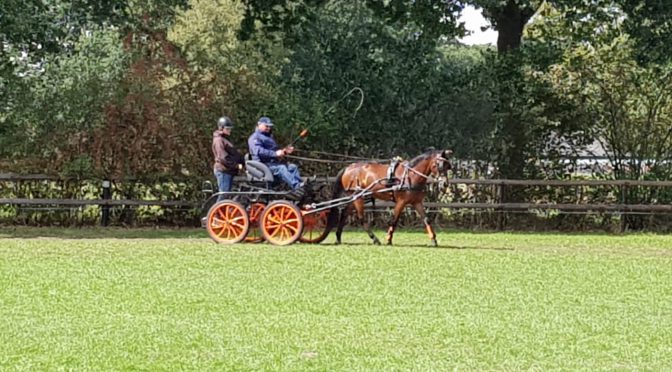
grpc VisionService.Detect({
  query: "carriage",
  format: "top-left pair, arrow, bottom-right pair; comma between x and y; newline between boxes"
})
200,158 -> 327,245
201,149 -> 452,246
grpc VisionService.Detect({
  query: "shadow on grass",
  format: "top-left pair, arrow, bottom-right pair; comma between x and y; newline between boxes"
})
0,226 -> 207,240
319,241 -> 514,252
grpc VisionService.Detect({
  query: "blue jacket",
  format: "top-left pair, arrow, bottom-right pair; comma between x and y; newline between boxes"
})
248,129 -> 280,163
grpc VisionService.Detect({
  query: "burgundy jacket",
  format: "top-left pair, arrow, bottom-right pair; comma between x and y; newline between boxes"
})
212,131 -> 244,174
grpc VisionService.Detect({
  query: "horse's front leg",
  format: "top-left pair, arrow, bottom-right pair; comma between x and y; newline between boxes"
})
385,202 -> 406,245
414,203 -> 437,247
354,199 -> 381,245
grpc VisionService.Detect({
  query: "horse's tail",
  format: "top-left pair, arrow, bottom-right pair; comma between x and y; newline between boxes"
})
326,168 -> 346,229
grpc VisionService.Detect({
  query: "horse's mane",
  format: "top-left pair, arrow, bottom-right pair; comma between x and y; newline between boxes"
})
408,149 -> 440,167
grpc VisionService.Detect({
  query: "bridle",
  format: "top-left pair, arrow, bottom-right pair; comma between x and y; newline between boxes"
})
401,153 -> 451,184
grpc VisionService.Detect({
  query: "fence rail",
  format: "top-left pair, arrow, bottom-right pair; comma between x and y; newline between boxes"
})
2,199 -> 671,212
3,175 -> 672,228
0,198 -> 197,207
5,173 -> 672,187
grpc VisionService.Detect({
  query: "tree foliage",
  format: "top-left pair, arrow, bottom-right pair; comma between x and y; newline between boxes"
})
2,0 -> 672,188
546,35 -> 672,180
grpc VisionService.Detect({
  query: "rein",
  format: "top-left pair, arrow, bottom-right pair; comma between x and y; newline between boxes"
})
402,155 -> 450,180
404,163 -> 430,180
286,151 -> 392,164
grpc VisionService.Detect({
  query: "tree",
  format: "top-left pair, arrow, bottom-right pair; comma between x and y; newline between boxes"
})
471,0 -> 541,53
546,35 -> 672,180
167,0 -> 287,149
270,2 -> 492,158
619,0 -> 672,64
1,0 -> 188,162
239,0 -> 465,41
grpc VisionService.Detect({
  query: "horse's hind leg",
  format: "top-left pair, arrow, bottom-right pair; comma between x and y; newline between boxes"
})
335,205 -> 350,245
414,203 -> 437,247
354,199 -> 380,245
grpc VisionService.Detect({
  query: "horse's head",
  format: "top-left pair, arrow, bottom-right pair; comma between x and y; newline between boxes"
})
409,148 -> 453,184
429,149 -> 452,191
428,149 -> 452,177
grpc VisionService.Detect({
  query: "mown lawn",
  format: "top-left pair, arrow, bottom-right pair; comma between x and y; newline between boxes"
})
1,227 -> 671,370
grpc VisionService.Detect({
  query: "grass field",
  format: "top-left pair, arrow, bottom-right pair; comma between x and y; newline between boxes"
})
1,227 -> 671,370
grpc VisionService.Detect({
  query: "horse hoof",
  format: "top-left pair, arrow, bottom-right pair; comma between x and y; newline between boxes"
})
373,239 -> 381,245
386,241 -> 392,246
431,239 -> 438,247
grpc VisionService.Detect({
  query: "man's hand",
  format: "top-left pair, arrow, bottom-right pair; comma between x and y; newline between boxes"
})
285,146 -> 295,154
275,149 -> 285,157
237,163 -> 244,170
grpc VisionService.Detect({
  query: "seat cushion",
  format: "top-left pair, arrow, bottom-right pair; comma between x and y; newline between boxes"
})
245,160 -> 274,182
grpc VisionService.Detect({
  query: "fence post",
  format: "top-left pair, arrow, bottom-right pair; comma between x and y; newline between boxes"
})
496,182 -> 505,231
101,179 -> 111,227
619,182 -> 626,233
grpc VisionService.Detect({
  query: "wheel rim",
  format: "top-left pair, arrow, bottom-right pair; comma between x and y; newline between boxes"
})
245,202 -> 266,243
206,200 -> 250,244
260,201 -> 303,245
299,209 -> 329,243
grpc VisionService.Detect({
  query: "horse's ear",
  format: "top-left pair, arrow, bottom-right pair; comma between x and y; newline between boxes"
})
424,146 -> 436,153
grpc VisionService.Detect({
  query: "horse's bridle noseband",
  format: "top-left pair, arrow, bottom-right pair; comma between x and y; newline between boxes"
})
436,156 -> 450,173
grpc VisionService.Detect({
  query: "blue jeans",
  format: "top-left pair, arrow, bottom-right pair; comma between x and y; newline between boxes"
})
214,169 -> 233,201
268,163 -> 302,190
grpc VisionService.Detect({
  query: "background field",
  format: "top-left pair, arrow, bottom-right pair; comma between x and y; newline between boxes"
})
1,228 -> 671,370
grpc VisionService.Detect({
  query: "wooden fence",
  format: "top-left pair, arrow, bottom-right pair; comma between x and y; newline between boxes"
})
2,174 -> 672,228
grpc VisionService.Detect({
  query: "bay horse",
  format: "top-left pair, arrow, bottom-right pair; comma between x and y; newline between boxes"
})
327,149 -> 452,246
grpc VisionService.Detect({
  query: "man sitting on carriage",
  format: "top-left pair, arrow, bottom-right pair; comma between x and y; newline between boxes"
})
247,116 -> 308,199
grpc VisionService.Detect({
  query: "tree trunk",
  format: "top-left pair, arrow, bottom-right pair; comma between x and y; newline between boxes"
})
495,0 -> 534,53
489,0 -> 537,181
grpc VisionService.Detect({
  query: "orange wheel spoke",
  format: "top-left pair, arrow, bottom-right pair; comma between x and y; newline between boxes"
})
268,216 -> 282,224
230,221 -> 246,229
266,220 -> 281,229
216,225 -> 226,238
270,227 -> 282,239
229,225 -> 239,239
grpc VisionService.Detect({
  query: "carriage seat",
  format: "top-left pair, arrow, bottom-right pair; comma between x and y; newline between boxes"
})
244,154 -> 274,183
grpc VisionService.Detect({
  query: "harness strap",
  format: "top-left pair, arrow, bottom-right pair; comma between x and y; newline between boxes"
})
404,164 -> 430,180
386,157 -> 403,187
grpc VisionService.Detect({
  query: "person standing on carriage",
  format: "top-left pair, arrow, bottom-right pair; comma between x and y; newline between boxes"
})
247,116 -> 306,197
213,116 -> 244,201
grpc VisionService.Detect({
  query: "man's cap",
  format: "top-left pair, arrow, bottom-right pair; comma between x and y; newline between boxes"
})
258,116 -> 274,126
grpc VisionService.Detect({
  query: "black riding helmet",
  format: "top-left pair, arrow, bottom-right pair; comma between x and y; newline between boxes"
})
217,116 -> 234,129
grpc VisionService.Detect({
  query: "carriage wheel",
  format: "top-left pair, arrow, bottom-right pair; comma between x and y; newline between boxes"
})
206,200 -> 250,244
245,202 -> 266,243
299,209 -> 330,244
260,201 -> 303,246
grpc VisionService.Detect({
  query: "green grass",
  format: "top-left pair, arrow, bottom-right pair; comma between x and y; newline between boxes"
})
1,228 -> 671,370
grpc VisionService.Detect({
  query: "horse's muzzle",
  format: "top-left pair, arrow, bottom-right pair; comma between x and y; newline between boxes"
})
436,176 -> 450,193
